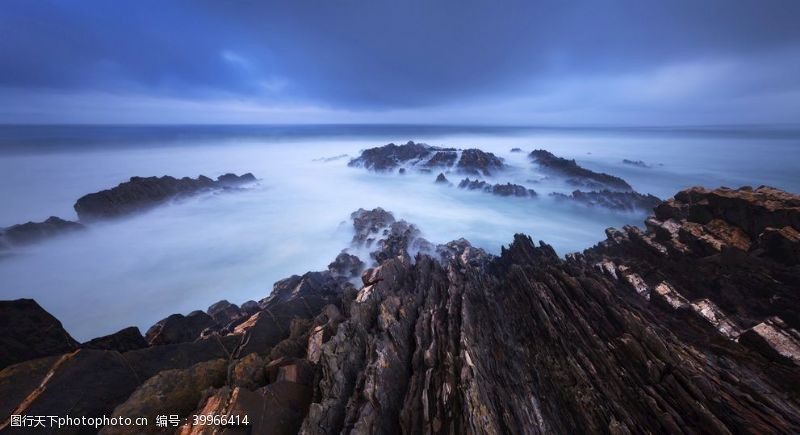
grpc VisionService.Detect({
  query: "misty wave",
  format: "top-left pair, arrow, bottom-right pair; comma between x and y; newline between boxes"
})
0,128 -> 798,340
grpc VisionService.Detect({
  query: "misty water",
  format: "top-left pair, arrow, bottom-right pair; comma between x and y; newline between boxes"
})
1,125 -> 798,341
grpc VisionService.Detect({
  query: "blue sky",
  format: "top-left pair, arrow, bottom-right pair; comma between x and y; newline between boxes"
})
1,0 -> 799,124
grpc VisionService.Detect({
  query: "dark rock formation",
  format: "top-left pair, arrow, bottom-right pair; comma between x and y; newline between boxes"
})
328,252 -> 365,279
510,147 -> 523,152
74,172 -> 257,221
458,178 -> 537,197
456,148 -> 504,175
424,150 -> 458,168
622,158 -> 651,168
144,311 -> 217,346
349,141 -> 505,175
206,299 -> 244,326
216,172 -> 257,186
435,172 -> 449,184
0,299 -> 79,370
530,149 -> 633,191
552,189 -> 662,211
0,216 -> 83,249
347,141 -> 431,171
2,185 -> 800,434
82,326 -> 148,352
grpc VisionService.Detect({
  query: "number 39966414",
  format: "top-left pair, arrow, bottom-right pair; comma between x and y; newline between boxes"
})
191,414 -> 249,426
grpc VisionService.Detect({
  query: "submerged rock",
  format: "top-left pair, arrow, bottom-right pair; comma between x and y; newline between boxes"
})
530,149 -> 632,191
74,172 -> 257,221
622,158 -> 651,168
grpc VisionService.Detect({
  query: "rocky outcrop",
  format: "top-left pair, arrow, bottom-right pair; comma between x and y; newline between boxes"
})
530,149 -> 632,191
434,172 -> 449,184
82,326 -> 148,352
328,252 -> 365,279
0,299 -> 79,370
349,141 -> 504,175
456,149 -> 504,175
74,173 -> 257,221
2,185 -> 800,434
458,178 -> 537,197
552,189 -> 662,211
0,216 -> 83,249
145,311 -> 217,346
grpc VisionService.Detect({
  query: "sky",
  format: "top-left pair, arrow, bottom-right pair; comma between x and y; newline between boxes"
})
1,0 -> 799,125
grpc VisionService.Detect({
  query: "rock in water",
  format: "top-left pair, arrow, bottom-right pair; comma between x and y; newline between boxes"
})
435,172 -> 449,184
73,173 -> 257,221
622,158 -> 651,168
0,216 -> 83,249
552,189 -> 662,211
0,299 -> 79,370
530,149 -> 633,191
349,141 -> 505,175
458,178 -> 537,197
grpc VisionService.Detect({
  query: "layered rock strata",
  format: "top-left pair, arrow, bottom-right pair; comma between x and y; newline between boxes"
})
74,173 -> 257,221
1,185 -> 799,434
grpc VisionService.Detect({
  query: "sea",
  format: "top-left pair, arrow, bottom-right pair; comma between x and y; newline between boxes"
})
1,124 -> 798,340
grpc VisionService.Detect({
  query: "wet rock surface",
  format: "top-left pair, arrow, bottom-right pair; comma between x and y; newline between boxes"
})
2,185 -> 800,434
74,172 -> 257,221
552,189 -> 662,211
530,149 -> 633,190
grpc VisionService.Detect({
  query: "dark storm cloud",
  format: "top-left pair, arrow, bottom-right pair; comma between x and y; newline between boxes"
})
1,0 -> 799,121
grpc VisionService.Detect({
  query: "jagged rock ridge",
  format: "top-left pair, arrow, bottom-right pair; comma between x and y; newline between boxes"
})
1,186 -> 799,434
75,172 -> 257,221
458,177 -> 537,197
530,149 -> 633,191
0,216 -> 84,251
348,141 -> 504,175
552,189 -> 661,212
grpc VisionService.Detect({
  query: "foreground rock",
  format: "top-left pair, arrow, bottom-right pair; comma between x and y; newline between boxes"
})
349,141 -> 504,175
552,189 -> 662,211
2,185 -> 800,434
0,216 -> 83,250
74,173 -> 257,221
0,299 -> 79,370
457,178 -> 537,198
530,149 -> 633,190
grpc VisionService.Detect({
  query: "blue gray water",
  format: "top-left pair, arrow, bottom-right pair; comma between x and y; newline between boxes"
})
0,124 -> 798,340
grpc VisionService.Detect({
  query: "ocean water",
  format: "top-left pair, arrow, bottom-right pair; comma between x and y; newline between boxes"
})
0,124 -> 798,341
